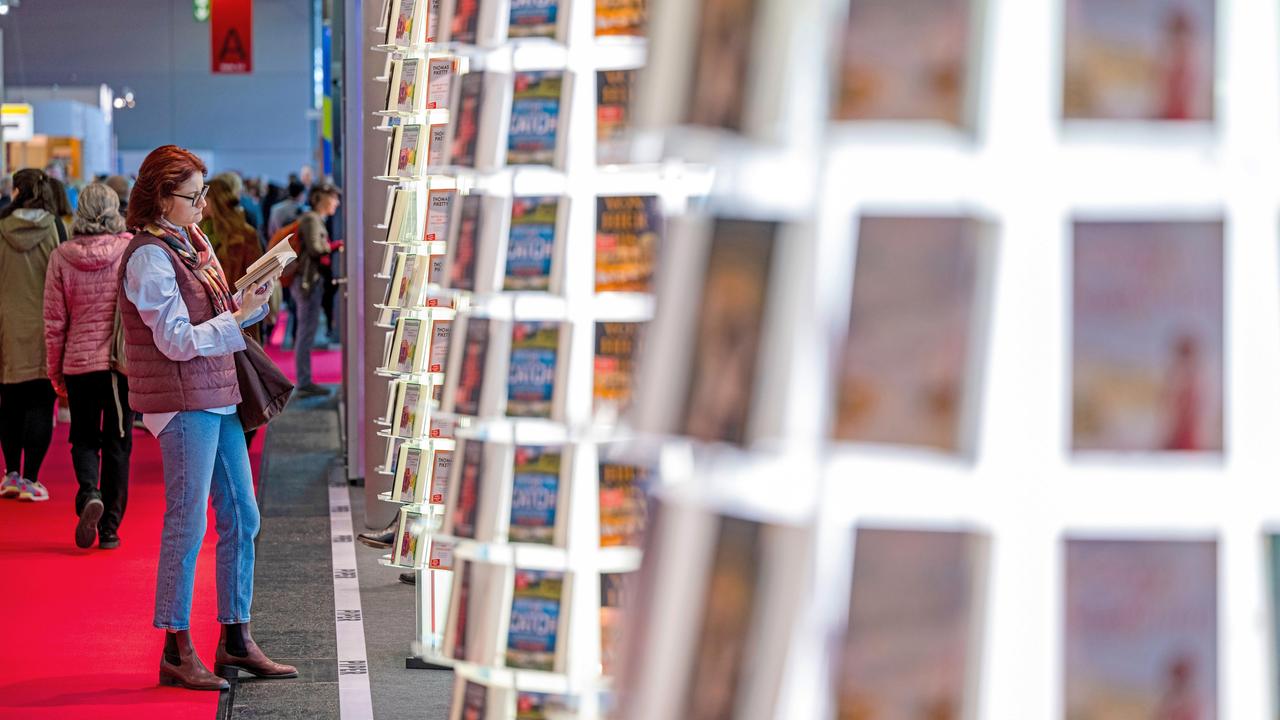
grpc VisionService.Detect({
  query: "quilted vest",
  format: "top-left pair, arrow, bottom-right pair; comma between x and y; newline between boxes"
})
118,233 -> 241,413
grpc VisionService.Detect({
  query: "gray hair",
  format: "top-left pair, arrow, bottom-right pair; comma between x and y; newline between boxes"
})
72,183 -> 127,236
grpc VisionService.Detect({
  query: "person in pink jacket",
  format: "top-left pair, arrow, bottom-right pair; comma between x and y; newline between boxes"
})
44,183 -> 135,550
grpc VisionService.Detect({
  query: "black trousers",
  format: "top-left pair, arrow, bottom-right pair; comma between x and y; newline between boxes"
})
0,378 -> 56,483
65,371 -> 134,534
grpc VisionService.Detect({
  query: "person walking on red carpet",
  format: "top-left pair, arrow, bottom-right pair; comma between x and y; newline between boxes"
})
44,183 -> 137,550
121,146 -> 296,692
0,169 -> 62,503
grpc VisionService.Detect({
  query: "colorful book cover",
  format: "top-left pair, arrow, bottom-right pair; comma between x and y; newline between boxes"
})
593,321 -> 644,412
451,440 -> 485,538
1065,0 -> 1215,121
595,0 -> 645,36
429,319 -> 452,373
430,416 -> 456,439
600,571 -> 634,677
507,321 -> 560,418
449,194 -> 483,291
427,57 -> 454,109
595,195 -> 658,292
506,569 -> 564,671
425,0 -> 442,42
504,196 -> 559,291
506,71 -> 563,166
682,517 -> 763,718
427,123 -> 449,166
596,70 -> 637,165
680,219 -> 777,445
426,189 -> 454,242
1072,221 -> 1224,452
396,125 -> 422,177
836,528 -> 984,719
833,217 -> 983,452
451,72 -> 485,168
836,0 -> 973,124
396,511 -> 425,566
452,563 -> 473,660
429,538 -> 454,570
397,58 -> 421,113
393,0 -> 418,45
397,446 -> 423,503
686,0 -> 759,131
450,0 -> 481,44
392,254 -> 414,307
508,0 -> 558,39
1065,539 -> 1218,720
454,318 -> 490,416
396,382 -> 423,437
430,448 -> 452,504
597,459 -> 652,547
395,318 -> 422,373
508,446 -> 561,544
516,692 -> 576,720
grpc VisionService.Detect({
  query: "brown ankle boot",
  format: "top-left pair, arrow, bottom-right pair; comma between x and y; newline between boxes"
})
158,630 -> 230,691
214,622 -> 298,679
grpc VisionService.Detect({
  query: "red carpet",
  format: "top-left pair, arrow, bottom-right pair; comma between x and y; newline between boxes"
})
0,344 -> 340,720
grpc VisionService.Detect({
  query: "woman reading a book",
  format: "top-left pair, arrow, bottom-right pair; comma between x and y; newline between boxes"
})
120,145 -> 294,691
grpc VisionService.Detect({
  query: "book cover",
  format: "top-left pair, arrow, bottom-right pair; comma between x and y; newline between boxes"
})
427,123 -> 450,167
428,254 -> 447,285
833,217 -> 983,452
425,0 -> 442,42
451,0 -> 481,44
395,510 -> 427,567
396,125 -> 423,177
451,72 -> 485,167
1065,539 -> 1217,720
427,57 -> 454,109
460,679 -> 487,718
596,70 -> 637,165
430,416 -> 456,439
595,195 -> 658,292
507,321 -> 560,418
404,255 -> 431,309
599,571 -> 635,677
430,448 -> 452,504
680,219 -> 777,445
506,569 -> 564,671
1065,0 -> 1215,121
682,516 -> 763,719
595,0 -> 645,36
449,194 -> 484,291
508,0 -> 558,39
398,58 -> 422,113
504,196 -> 559,291
426,189 -> 455,242
686,0 -> 759,131
396,446 -> 424,503
593,321 -> 644,413
389,254 -> 412,308
454,318 -> 490,416
516,692 -> 576,720
383,59 -> 402,113
386,187 -> 420,245
395,318 -> 423,374
836,528 -> 984,720
508,446 -> 561,544
396,382 -> 424,438
597,459 -> 652,547
429,319 -> 452,373
507,71 -> 563,166
429,538 -> 453,570
393,0 -> 419,46
1072,221 -> 1224,452
451,440 -> 485,538
452,563 -> 473,660
836,0 -> 973,124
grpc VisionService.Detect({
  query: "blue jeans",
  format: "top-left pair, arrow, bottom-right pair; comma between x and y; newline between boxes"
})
153,411 -> 260,630
293,283 -> 324,387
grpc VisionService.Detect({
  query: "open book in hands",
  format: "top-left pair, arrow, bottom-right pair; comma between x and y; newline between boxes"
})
235,234 -> 297,293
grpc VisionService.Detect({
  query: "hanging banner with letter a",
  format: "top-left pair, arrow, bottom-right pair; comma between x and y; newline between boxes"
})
211,0 -> 253,74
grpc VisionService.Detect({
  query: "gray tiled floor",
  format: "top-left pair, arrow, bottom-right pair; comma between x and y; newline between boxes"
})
220,391 -> 452,719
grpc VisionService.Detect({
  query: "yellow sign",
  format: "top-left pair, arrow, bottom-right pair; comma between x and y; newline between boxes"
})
1,104 -> 34,142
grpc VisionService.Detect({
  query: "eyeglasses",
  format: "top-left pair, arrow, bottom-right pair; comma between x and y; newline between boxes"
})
170,186 -> 209,208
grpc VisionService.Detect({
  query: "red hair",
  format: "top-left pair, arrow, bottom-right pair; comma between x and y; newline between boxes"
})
126,145 -> 208,230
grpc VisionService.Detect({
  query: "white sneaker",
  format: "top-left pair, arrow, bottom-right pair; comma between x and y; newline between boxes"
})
18,478 -> 49,502
0,472 -> 21,498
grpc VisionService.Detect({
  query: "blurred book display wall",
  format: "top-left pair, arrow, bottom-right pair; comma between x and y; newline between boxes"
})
617,0 -> 1280,718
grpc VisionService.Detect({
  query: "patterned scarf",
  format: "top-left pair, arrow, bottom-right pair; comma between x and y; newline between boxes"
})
145,221 -> 239,315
